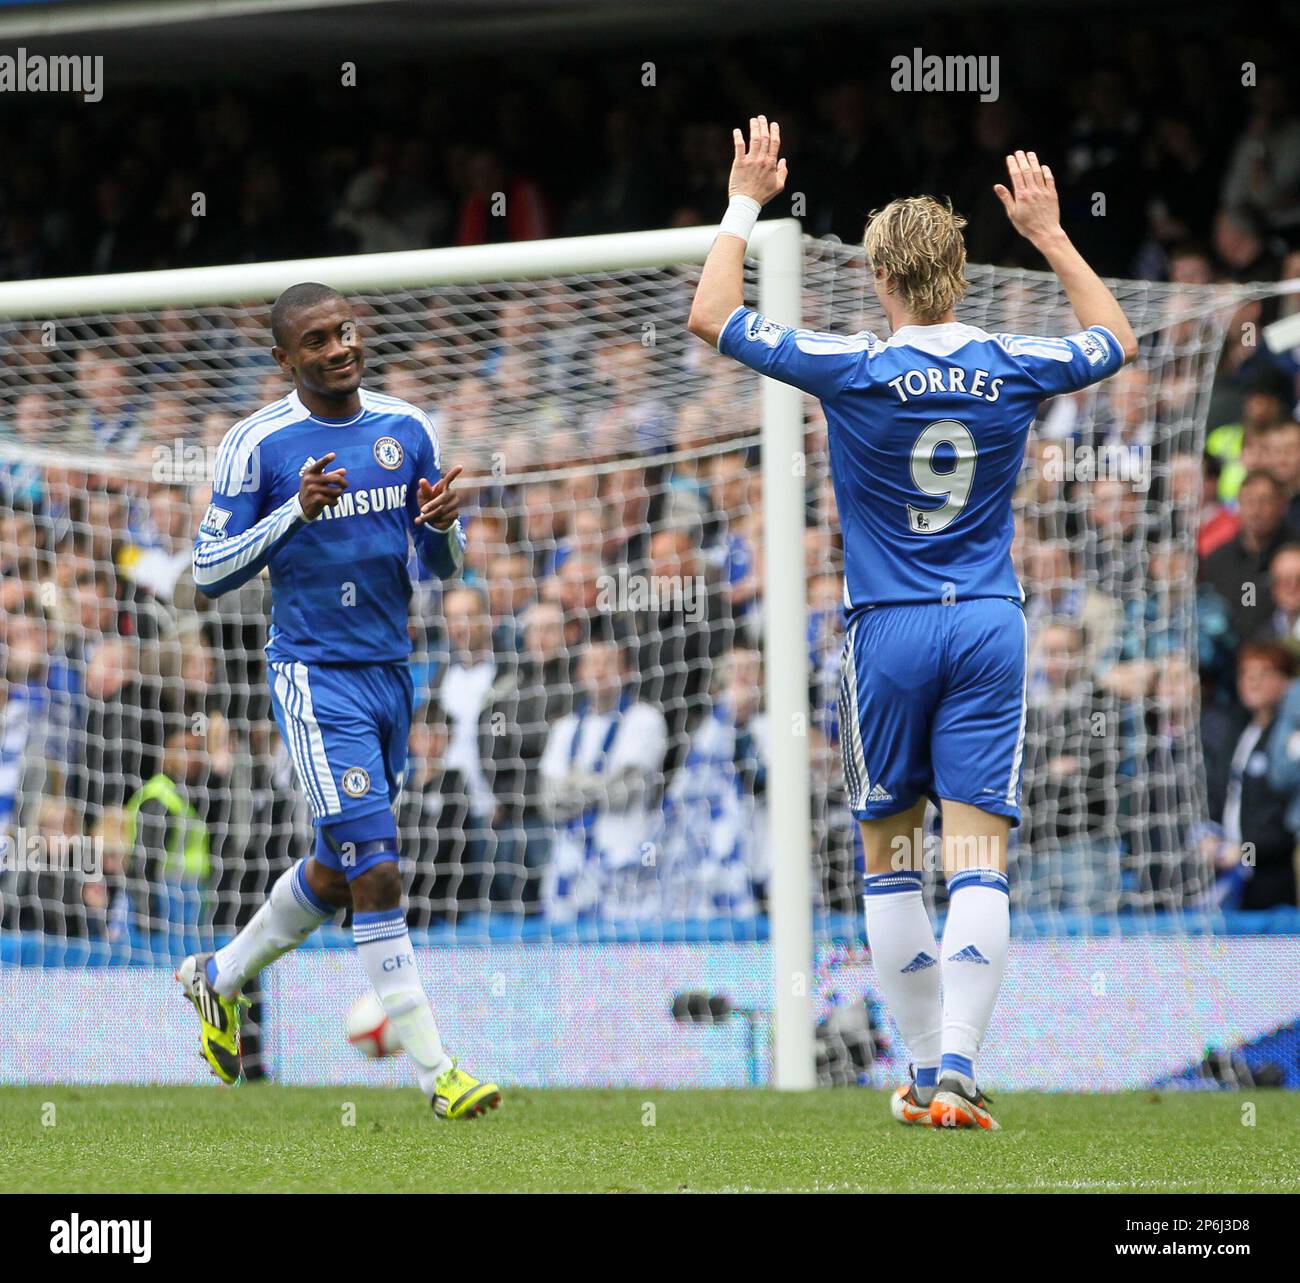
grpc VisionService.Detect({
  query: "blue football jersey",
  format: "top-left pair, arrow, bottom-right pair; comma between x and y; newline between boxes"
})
717,309 -> 1125,612
193,388 -> 465,664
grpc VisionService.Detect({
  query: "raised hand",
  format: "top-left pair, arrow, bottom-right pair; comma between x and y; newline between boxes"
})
993,150 -> 1062,247
414,464 -> 464,529
298,452 -> 348,520
729,115 -> 788,207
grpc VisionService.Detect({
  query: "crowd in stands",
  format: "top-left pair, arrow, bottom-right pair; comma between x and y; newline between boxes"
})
0,16 -> 1298,285
3,11 -> 1300,947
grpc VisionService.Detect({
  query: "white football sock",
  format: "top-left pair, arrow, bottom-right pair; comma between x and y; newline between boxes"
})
353,908 -> 452,1094
211,858 -> 332,998
863,873 -> 942,1099
939,869 -> 1010,1095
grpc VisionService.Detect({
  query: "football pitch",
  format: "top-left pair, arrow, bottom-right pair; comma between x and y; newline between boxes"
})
2,1086 -> 1298,1193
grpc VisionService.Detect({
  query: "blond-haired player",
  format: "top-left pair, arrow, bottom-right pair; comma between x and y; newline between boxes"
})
690,119 -> 1136,1129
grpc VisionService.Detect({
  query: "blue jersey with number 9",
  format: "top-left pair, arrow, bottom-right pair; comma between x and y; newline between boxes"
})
717,307 -> 1125,615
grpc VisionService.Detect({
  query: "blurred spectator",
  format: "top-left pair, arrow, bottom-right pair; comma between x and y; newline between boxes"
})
1203,642 -> 1298,909
19,796 -> 90,935
1259,543 -> 1300,646
438,585 -> 498,905
0,391 -> 53,509
1023,538 -> 1121,672
483,600 -> 573,912
656,646 -> 769,917
63,566 -> 156,820
1219,72 -> 1300,232
455,148 -> 550,246
1199,470 -> 1289,643
117,479 -> 195,611
486,549 -> 535,655
1084,363 -> 1153,476
0,608 -> 49,835
1143,115 -> 1219,265
1196,452 -> 1240,559
218,721 -> 308,938
82,806 -> 132,942
539,638 -> 667,920
398,699 -> 472,924
807,569 -> 843,740
123,725 -> 212,948
628,524 -> 733,777
1264,419 -> 1300,535
1,506 -> 45,603
335,136 -> 450,253
1019,622 -> 1114,914
1212,207 -> 1279,284
73,355 -> 142,452
1206,366 -> 1296,503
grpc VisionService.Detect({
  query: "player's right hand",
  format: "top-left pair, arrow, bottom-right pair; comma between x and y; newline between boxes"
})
993,150 -> 1062,245
728,115 -> 788,207
298,451 -> 348,520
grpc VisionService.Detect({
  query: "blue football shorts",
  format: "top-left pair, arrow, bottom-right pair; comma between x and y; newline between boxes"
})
267,659 -> 414,876
838,597 -> 1027,825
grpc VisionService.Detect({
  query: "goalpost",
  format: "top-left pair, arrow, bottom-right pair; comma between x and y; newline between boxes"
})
0,224 -> 1287,1092
0,221 -> 816,1089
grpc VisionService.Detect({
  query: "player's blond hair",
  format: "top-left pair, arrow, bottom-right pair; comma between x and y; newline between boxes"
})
862,196 -> 969,322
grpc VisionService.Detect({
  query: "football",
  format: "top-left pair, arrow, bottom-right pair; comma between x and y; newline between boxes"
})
345,993 -> 399,1058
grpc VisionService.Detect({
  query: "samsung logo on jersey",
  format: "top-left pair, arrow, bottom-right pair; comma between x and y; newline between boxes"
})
317,483 -> 408,520
887,367 -> 1004,404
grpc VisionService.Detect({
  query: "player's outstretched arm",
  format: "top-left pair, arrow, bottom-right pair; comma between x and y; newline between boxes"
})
687,115 -> 788,348
994,150 -> 1139,364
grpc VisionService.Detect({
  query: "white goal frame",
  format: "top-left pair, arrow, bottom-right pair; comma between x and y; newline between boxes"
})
0,221 -> 818,1090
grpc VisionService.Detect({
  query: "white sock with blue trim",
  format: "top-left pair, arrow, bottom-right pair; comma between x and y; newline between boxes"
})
211,858 -> 332,998
863,872 -> 942,1100
353,909 -> 453,1094
939,869 -> 1010,1095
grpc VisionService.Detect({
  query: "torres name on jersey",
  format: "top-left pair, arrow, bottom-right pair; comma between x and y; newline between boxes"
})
718,307 -> 1124,612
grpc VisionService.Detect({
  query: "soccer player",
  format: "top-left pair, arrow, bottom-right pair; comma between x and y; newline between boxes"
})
179,282 -> 501,1119
689,120 -> 1136,1129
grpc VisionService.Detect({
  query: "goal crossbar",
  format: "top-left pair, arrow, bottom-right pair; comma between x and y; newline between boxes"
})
0,220 -> 817,1090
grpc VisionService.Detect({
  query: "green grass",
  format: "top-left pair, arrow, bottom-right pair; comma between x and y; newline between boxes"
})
1,1086 -> 1297,1193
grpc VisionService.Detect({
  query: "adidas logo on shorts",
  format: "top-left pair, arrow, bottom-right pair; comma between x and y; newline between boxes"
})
867,783 -> 893,803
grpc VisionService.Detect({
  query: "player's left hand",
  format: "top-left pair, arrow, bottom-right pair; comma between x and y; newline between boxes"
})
414,465 -> 463,530
728,115 -> 788,207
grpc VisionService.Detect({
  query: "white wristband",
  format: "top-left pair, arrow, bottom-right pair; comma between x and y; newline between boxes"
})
718,194 -> 761,244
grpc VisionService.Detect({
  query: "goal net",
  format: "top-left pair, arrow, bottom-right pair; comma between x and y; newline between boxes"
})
0,227 -> 1274,1086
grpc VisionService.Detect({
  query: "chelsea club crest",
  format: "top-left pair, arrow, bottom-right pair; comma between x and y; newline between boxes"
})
373,437 -> 404,470
341,767 -> 371,798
